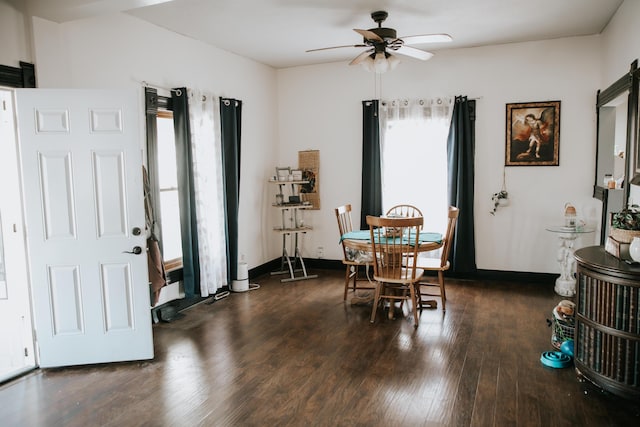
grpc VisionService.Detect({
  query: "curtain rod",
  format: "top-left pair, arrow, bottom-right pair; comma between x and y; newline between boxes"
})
380,95 -> 482,105
139,80 -> 183,96
141,80 -> 171,92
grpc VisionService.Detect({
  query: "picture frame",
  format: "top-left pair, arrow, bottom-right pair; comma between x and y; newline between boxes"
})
299,150 -> 320,210
275,166 -> 291,181
505,100 -> 560,166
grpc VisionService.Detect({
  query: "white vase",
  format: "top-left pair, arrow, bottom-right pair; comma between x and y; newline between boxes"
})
630,237 -> 640,262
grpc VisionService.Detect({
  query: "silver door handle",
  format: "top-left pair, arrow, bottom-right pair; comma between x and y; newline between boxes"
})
123,246 -> 142,255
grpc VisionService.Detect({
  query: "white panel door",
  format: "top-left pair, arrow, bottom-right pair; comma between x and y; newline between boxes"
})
15,89 -> 153,368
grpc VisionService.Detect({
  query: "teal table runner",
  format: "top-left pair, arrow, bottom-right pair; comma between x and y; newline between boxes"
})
340,230 -> 442,244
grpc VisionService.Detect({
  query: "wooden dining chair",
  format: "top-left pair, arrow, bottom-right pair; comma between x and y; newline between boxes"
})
386,204 -> 423,229
335,204 -> 375,300
414,206 -> 459,311
366,215 -> 424,327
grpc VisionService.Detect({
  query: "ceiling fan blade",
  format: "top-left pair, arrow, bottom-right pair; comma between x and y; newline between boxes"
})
353,28 -> 383,42
400,34 -> 453,45
395,45 -> 434,61
306,44 -> 368,53
349,49 -> 375,66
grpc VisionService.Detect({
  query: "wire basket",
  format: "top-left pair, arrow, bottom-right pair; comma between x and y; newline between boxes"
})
551,318 -> 575,350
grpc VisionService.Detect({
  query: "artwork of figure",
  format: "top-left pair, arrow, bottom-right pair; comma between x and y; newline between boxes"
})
506,101 -> 560,166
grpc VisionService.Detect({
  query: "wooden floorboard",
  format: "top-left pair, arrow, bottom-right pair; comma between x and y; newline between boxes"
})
1,269 -> 640,426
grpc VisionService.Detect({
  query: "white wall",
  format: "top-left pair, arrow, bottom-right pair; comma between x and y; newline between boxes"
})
600,0 -> 640,86
277,36 -> 603,274
0,0 -> 32,66
29,13 -> 280,271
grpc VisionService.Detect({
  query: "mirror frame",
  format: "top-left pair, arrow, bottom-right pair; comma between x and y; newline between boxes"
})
630,66 -> 640,181
593,60 -> 638,244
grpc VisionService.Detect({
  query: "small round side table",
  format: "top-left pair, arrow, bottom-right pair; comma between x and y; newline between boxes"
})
545,226 -> 595,297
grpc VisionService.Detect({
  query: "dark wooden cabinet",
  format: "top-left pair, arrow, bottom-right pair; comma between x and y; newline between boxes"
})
574,246 -> 640,399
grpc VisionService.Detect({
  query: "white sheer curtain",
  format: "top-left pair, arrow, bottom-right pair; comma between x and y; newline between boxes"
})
187,89 -> 228,296
380,97 -> 454,235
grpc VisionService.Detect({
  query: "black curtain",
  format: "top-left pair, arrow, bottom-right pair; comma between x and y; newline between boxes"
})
360,100 -> 383,229
172,88 -> 200,297
0,61 -> 36,88
220,98 -> 243,283
447,96 -> 477,273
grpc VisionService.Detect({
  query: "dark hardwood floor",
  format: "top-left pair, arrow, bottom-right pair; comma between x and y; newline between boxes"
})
1,269 -> 639,426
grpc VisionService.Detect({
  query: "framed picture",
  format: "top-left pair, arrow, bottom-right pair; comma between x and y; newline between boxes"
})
298,150 -> 320,210
275,166 -> 290,181
505,101 -> 560,166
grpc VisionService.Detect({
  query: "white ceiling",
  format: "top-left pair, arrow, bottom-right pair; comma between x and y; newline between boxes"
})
26,0 -> 623,69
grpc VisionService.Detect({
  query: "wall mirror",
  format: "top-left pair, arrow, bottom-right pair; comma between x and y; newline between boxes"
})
596,91 -> 628,189
628,68 -> 640,206
593,60 -> 638,244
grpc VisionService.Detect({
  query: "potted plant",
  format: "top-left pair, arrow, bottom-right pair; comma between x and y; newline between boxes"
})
490,190 -> 509,215
490,169 -> 509,216
610,204 -> 640,243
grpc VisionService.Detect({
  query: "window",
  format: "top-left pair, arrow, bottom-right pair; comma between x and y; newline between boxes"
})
144,86 -> 227,298
155,111 -> 183,271
145,87 -> 186,282
381,99 -> 453,235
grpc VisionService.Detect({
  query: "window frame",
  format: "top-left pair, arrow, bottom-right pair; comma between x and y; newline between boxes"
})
144,87 -> 184,284
154,109 -> 183,271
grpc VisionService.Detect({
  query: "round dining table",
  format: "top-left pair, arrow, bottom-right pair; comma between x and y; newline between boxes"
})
340,229 -> 443,253
340,229 -> 444,314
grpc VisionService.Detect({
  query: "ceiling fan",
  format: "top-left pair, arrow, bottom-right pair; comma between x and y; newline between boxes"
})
306,11 -> 452,73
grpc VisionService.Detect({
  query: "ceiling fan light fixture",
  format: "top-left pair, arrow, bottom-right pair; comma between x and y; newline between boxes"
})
359,55 -> 375,72
373,52 -> 389,73
360,52 -> 399,74
387,53 -> 400,70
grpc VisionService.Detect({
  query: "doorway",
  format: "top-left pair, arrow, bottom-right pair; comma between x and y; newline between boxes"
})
1,87 -> 154,373
0,88 -> 36,382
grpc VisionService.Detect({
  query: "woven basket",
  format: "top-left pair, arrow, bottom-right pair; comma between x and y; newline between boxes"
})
610,227 -> 640,244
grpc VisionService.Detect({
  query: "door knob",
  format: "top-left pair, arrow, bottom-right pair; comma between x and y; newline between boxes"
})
132,227 -> 142,236
123,246 -> 142,255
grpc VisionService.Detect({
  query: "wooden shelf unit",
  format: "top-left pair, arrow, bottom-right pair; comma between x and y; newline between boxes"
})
269,180 -> 317,283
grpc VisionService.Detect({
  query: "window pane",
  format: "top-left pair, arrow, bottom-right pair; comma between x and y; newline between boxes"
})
159,190 -> 183,262
157,117 -> 178,190
382,119 -> 449,234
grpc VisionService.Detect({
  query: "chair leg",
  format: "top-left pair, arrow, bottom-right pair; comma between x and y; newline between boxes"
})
370,281 -> 382,323
388,286 -> 398,320
351,265 -> 358,292
398,288 -> 406,311
343,266 -> 351,301
409,283 -> 419,327
439,271 -> 446,311
415,278 -> 443,311
414,282 -> 423,313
